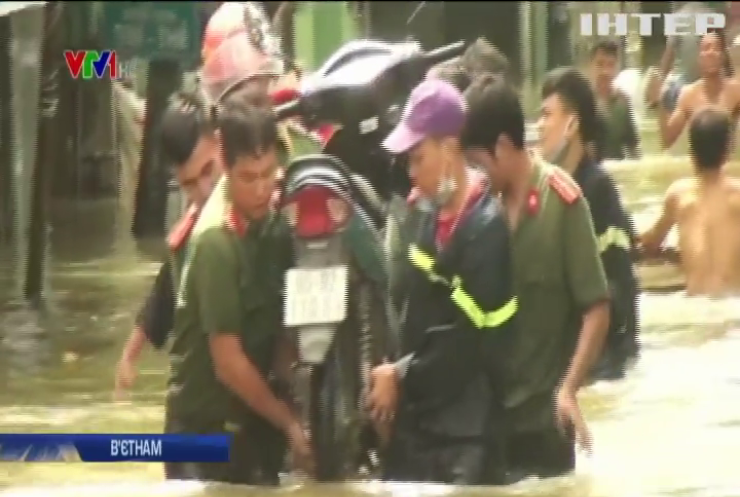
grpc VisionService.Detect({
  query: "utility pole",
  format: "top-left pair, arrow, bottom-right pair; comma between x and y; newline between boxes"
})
131,59 -> 181,239
25,1 -> 65,307
0,16 -> 11,245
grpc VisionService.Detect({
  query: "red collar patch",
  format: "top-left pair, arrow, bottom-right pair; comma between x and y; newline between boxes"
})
270,188 -> 282,205
224,203 -> 249,237
167,204 -> 200,251
527,188 -> 540,216
223,193 -> 284,237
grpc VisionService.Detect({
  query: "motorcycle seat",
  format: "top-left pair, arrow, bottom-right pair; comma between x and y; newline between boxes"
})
284,155 -> 386,227
312,40 -> 420,79
302,40 -> 421,95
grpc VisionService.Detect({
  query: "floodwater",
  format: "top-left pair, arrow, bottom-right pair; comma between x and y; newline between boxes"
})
2,157 -> 740,497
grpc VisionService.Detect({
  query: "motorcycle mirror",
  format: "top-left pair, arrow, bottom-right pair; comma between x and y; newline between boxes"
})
406,1 -> 427,28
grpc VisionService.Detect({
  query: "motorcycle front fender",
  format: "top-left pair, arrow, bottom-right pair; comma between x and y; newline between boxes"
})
297,323 -> 339,364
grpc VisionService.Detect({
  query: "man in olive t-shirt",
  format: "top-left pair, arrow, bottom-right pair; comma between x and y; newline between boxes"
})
589,40 -> 641,160
166,101 -> 313,484
463,76 -> 610,481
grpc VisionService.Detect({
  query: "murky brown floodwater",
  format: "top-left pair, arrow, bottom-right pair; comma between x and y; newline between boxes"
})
1,157 -> 740,497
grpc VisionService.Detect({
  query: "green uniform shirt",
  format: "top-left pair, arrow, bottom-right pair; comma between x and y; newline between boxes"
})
278,122 -> 324,166
167,178 -> 292,422
599,91 -> 639,161
165,124 -> 319,422
504,158 -> 609,432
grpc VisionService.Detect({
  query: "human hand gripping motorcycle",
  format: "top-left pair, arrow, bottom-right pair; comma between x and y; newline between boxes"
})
286,418 -> 316,476
367,362 -> 399,443
271,336 -> 316,475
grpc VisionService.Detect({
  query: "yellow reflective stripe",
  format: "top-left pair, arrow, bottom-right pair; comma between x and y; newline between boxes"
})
408,244 -> 518,329
598,226 -> 631,254
409,245 -> 450,285
450,286 -> 518,328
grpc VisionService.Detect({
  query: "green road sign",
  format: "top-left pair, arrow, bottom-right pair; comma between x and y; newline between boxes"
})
101,2 -> 200,62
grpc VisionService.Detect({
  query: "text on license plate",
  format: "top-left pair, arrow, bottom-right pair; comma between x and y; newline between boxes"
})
284,265 -> 349,326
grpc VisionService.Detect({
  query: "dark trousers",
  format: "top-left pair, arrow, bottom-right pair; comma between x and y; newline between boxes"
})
383,427 -> 506,485
164,411 -> 284,486
592,294 -> 640,382
504,427 -> 575,482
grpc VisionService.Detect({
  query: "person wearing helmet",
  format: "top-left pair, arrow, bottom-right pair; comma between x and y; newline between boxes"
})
115,2 -> 301,397
200,2 -> 324,165
201,2 -> 284,89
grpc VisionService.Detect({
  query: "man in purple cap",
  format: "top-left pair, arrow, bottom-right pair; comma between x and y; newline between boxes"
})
368,79 -> 518,484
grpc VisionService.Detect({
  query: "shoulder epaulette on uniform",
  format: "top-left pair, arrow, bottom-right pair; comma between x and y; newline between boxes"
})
407,187 -> 422,205
548,167 -> 582,205
167,204 -> 200,251
287,121 -> 323,147
277,123 -> 294,159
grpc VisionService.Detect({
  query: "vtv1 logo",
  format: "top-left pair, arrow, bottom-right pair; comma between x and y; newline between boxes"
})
580,12 -> 725,37
63,50 -> 136,80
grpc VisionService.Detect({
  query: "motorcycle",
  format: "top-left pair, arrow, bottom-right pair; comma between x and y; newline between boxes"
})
279,154 -> 395,481
273,40 -> 466,481
274,39 -> 468,230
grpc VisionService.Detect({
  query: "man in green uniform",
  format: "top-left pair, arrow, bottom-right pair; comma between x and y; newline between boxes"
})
462,75 -> 611,480
115,90 -> 221,396
202,80 -> 324,217
114,80 -> 320,396
540,66 -> 640,380
166,100 -> 312,483
588,40 -> 641,160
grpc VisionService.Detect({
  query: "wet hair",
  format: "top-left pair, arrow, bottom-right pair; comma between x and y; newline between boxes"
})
689,106 -> 731,171
216,99 -> 279,168
702,29 -> 735,78
220,77 -> 272,108
541,66 -> 606,161
209,76 -> 274,130
462,73 -> 525,151
461,38 -> 510,81
430,57 -> 471,93
590,39 -> 619,59
159,90 -> 214,169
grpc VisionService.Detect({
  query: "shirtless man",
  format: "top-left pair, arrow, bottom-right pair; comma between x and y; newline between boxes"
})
641,106 -> 740,297
654,31 -> 740,150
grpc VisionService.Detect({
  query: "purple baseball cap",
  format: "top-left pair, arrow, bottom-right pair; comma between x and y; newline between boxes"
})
383,79 -> 467,154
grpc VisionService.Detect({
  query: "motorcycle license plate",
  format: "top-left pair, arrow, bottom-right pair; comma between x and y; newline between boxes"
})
283,266 -> 349,326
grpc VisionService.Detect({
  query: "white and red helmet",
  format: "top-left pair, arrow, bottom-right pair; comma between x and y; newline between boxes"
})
200,2 -> 284,102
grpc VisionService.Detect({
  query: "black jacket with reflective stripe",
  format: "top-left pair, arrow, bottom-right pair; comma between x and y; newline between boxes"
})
573,159 -> 639,332
392,188 -> 517,439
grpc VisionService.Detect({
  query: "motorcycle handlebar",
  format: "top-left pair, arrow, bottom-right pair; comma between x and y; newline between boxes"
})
421,41 -> 467,67
274,99 -> 302,121
272,41 -> 467,122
